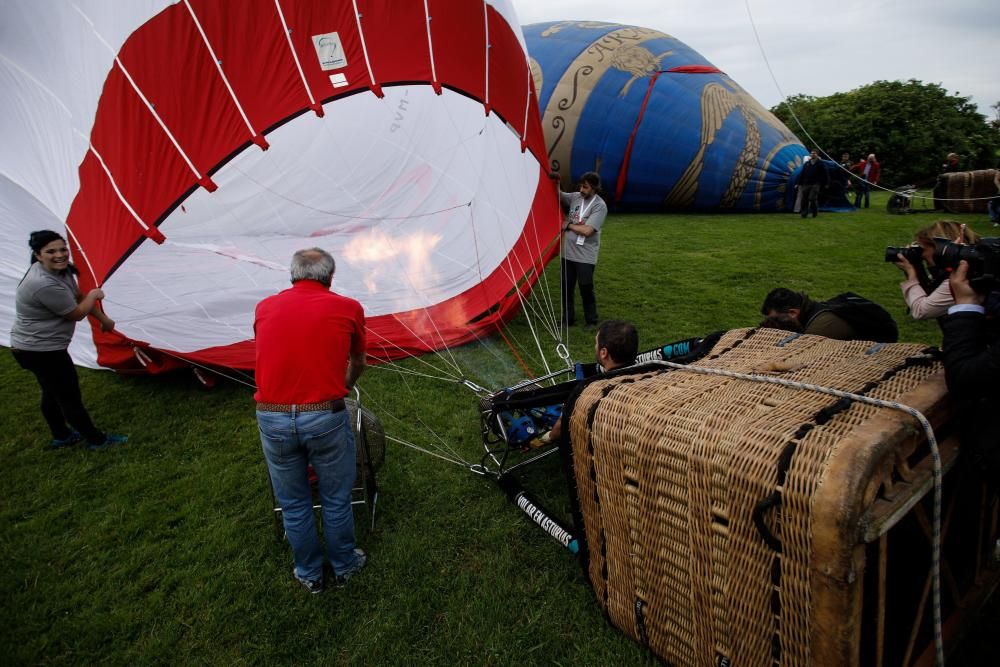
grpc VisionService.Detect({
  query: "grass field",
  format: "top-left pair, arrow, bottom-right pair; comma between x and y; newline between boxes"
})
3,192 -> 997,665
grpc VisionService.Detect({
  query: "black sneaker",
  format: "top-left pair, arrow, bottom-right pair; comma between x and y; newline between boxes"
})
294,571 -> 324,595
335,548 -> 368,587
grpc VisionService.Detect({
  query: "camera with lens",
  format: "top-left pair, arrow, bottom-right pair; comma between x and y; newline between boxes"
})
884,244 -> 924,265
932,236 -> 1000,292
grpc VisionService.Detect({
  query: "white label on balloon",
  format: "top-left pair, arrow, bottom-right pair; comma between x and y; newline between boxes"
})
312,32 -> 347,71
330,73 -> 348,88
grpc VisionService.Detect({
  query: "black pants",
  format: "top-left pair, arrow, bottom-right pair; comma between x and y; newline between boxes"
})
12,348 -> 104,445
561,258 -> 598,326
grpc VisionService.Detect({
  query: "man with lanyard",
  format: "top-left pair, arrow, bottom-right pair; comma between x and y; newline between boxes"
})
555,171 -> 608,329
254,247 -> 368,594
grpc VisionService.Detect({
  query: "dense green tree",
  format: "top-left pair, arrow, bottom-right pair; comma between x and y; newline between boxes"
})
771,80 -> 1000,187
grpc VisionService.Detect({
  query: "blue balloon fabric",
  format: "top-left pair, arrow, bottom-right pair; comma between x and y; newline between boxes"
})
525,21 -> 810,211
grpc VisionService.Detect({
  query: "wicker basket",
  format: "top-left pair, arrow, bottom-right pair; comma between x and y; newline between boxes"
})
939,169 -> 997,214
565,328 -> 997,666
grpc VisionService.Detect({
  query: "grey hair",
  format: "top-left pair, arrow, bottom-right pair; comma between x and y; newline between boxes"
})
290,247 -> 336,286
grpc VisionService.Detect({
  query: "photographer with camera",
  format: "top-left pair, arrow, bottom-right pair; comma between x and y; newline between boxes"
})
942,259 -> 1000,478
889,220 -> 979,320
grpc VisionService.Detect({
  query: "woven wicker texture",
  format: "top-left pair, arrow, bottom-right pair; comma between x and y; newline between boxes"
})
568,328 -> 947,666
940,169 -> 996,214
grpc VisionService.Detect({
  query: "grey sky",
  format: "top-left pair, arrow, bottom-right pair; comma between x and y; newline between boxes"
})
512,0 -> 998,119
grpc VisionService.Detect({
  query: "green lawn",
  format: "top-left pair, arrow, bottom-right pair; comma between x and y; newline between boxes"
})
3,192 -> 997,665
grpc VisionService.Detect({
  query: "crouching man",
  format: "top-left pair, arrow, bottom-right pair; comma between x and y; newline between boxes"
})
534,320 -> 639,446
254,248 -> 368,594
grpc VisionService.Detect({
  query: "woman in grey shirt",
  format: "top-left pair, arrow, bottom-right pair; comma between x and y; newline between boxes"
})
10,230 -> 127,450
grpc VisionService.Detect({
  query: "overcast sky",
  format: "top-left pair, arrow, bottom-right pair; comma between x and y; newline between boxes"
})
512,0 -> 998,119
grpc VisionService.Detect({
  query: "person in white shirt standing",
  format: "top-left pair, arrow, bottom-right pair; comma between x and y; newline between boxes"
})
554,171 -> 608,330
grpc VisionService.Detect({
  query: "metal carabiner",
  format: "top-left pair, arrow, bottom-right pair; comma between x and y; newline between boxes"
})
555,343 -> 571,367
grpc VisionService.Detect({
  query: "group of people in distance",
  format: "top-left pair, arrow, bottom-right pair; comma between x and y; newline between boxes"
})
9,160 -> 998,595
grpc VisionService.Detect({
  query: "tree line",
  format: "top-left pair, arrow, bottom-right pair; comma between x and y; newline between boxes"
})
770,79 -> 1000,188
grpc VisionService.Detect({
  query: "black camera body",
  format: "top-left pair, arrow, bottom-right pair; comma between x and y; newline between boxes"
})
884,244 -> 924,265
933,237 -> 1000,292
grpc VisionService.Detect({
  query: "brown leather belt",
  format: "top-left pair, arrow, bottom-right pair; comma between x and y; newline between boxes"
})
256,399 -> 346,413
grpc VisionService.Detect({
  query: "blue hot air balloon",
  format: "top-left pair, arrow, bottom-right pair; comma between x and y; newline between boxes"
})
525,21 -> 810,211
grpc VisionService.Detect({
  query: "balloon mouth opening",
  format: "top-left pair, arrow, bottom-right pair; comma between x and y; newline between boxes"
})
102,84 -> 543,355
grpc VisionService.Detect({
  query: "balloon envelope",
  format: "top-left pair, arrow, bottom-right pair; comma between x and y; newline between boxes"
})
0,0 -> 558,371
525,21 -> 808,211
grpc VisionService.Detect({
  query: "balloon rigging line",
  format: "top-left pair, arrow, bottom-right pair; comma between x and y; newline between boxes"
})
477,125 -> 563,362
101,297 -> 259,387
294,108 -> 472,378
468,204 -> 539,379
525,198 -> 563,341
71,2 -> 209,187
232,164 -> 474,221
384,434 -> 470,468
317,87 -> 495,211
364,359 -> 465,384
273,0 -> 318,109
63,224 -> 101,288
239,87 -> 564,387
363,325 -> 464,380
429,89 -> 562,375
743,0 -> 993,204
357,384 -> 473,467
100,306 -> 474,468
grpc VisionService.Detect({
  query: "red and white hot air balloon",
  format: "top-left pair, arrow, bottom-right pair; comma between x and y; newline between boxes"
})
0,0 -> 558,373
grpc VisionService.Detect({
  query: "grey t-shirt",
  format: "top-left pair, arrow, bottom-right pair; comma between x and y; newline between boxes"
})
10,262 -> 79,351
560,191 -> 607,265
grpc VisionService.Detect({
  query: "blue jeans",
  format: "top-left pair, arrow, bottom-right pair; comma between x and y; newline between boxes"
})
258,408 -> 358,580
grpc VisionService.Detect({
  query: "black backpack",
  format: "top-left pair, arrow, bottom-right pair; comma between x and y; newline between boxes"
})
811,292 -> 899,343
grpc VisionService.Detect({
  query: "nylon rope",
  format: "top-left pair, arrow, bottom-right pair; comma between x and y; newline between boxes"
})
232,165 -> 473,220
466,196 -> 536,379
230,90 -> 554,382
422,0 -> 439,87
183,0 -> 264,143
356,385 -> 472,467
482,1 -> 490,108
345,81 -> 560,380
652,358 -> 944,667
82,139 -> 157,238
272,0 -> 318,109
426,76 -> 561,372
94,301 -> 476,468
384,435 -> 469,468
69,2 -> 209,186
520,62 -> 531,147
743,0 -> 993,205
63,222 -> 101,289
524,195 -> 563,342
476,114 -> 564,367
351,0 -> 379,90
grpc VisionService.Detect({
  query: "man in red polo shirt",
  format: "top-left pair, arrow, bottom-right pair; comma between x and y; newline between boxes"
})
255,247 -> 367,594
